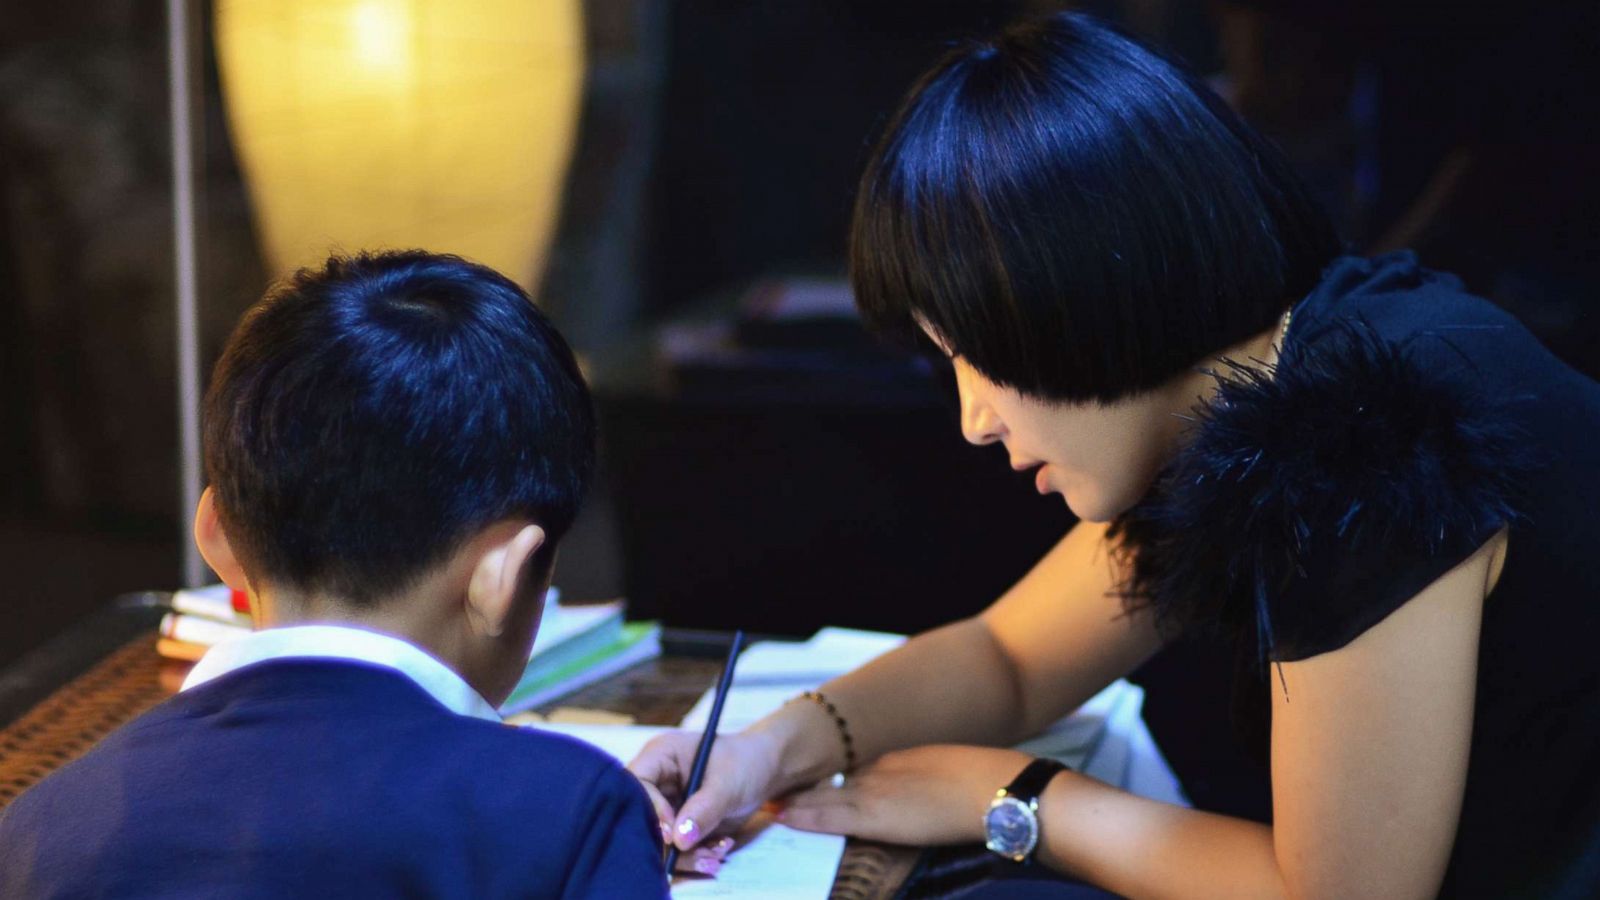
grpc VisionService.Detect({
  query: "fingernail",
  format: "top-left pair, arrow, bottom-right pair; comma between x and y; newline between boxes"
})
713,836 -> 735,856
676,817 -> 700,844
693,857 -> 722,876
660,820 -> 672,844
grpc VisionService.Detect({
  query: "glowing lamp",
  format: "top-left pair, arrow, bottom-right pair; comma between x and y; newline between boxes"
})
214,0 -> 584,289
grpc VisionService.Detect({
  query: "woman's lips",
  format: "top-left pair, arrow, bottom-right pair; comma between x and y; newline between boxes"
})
1011,458 -> 1051,495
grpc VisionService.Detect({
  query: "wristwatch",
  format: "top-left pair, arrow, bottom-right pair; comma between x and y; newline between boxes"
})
983,758 -> 1069,863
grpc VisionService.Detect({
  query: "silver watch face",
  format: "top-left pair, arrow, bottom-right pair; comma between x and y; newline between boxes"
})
984,796 -> 1038,860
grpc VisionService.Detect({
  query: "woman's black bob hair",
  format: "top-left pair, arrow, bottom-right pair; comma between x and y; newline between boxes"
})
851,12 -> 1343,403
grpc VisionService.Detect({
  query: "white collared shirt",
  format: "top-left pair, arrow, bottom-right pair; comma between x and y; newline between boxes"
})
181,624 -> 502,722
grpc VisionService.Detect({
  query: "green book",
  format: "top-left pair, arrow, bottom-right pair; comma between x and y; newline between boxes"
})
501,621 -> 661,714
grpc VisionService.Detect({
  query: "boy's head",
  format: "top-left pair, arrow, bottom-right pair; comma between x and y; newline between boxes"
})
194,251 -> 595,701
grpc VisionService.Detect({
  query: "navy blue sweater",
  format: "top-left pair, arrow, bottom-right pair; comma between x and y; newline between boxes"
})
0,660 -> 668,898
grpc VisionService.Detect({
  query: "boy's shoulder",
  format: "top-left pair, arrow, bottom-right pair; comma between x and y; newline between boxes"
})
447,717 -> 656,825
3,661 -> 645,820
449,713 -> 643,788
0,664 -> 666,898
391,713 -> 667,895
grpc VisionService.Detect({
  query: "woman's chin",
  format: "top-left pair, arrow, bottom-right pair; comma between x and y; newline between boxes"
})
1063,487 -> 1131,524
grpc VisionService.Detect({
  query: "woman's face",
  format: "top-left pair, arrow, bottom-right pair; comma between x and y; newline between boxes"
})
926,327 -> 1186,522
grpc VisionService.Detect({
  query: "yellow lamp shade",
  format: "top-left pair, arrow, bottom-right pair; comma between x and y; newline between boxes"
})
215,0 -> 584,290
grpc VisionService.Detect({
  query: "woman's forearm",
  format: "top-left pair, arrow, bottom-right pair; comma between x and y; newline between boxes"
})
748,520 -> 1162,795
1039,772 -> 1288,900
749,616 -> 1027,793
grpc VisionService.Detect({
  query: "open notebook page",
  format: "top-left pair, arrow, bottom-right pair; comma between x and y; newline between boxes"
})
529,723 -> 846,899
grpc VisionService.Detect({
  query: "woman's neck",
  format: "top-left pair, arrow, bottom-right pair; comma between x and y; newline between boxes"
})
1162,312 -> 1288,445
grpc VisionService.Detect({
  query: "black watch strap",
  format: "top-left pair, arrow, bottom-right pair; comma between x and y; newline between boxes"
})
1004,758 -> 1069,803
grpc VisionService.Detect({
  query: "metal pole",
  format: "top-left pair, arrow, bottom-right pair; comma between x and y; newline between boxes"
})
168,0 -> 206,588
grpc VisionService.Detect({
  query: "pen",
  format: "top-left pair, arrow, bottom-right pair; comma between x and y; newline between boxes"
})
665,629 -> 746,876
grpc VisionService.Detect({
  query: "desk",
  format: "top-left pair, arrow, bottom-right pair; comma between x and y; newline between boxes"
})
0,608 -> 919,899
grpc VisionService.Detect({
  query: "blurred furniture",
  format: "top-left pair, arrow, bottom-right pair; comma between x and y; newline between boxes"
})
595,284 -> 1076,639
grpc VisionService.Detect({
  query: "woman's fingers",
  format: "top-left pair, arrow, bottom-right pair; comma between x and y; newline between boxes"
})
629,730 -> 779,851
635,778 -> 677,846
627,732 -> 698,842
778,781 -> 865,835
627,731 -> 694,795
670,777 -> 743,850
672,836 -> 737,876
629,733 -> 739,849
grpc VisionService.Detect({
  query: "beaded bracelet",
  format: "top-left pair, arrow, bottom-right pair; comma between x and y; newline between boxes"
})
794,690 -> 857,772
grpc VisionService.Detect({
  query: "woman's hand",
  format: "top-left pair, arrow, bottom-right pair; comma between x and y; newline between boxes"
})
627,729 -> 785,853
779,744 -> 1035,845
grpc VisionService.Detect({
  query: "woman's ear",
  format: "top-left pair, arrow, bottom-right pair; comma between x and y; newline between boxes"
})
464,524 -> 547,639
194,487 -> 249,592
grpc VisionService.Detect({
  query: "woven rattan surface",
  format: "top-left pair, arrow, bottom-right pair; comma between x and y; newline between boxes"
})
0,634 -> 168,807
0,632 -> 918,897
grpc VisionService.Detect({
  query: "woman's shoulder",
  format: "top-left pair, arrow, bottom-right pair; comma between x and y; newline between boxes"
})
1294,251 -> 1535,370
1293,250 -> 1600,444
1115,269 -> 1535,660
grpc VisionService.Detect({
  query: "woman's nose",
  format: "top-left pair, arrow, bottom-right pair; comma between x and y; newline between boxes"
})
959,385 -> 1005,446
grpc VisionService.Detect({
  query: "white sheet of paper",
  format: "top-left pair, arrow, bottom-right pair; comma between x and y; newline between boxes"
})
1125,712 -> 1188,806
534,722 -> 663,762
679,684 -> 806,733
529,723 -> 847,899
1013,678 -> 1132,768
670,813 -> 845,900
680,628 -> 905,731
1079,682 -> 1137,788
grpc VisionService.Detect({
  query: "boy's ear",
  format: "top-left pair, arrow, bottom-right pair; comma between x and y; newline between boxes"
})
464,524 -> 547,639
194,487 -> 249,592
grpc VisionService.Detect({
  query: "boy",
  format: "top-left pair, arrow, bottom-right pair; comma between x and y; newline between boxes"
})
0,252 -> 667,897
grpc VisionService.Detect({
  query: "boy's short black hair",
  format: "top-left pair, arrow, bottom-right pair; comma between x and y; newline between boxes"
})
851,12 -> 1343,403
203,251 -> 595,606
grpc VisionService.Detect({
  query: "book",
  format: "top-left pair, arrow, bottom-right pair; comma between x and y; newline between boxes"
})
156,587 -> 589,661
171,584 -> 252,628
153,587 -> 661,714
155,636 -> 209,663
160,611 -> 247,648
500,621 -> 661,715
526,594 -> 619,663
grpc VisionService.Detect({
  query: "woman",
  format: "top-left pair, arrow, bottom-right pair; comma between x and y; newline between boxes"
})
630,13 -> 1600,898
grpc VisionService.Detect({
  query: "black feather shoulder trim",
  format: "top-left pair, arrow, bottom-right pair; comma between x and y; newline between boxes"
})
1109,318 -> 1529,665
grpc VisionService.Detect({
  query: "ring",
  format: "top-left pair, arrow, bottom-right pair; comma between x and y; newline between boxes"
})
830,771 -> 847,789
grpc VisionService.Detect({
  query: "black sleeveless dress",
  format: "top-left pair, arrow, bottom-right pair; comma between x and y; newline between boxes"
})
1113,251 -> 1600,898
